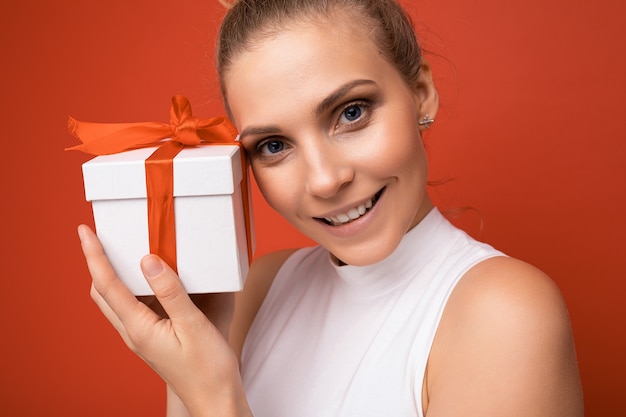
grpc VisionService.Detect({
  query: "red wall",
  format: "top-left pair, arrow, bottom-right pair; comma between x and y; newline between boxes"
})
1,0 -> 623,415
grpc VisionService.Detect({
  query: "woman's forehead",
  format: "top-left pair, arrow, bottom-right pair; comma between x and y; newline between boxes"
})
224,18 -> 379,81
223,22 -> 393,125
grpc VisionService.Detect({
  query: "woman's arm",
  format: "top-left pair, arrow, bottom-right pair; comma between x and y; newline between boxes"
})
167,385 -> 192,417
424,256 -> 584,416
164,248 -> 295,416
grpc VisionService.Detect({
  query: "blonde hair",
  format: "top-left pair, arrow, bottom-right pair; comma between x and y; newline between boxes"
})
216,0 -> 422,103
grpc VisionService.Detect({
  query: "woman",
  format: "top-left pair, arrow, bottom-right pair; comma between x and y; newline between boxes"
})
79,0 -> 584,415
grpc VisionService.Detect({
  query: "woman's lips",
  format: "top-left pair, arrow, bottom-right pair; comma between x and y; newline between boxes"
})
316,188 -> 385,226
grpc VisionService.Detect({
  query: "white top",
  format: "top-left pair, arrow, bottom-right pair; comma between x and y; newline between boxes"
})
242,208 -> 504,417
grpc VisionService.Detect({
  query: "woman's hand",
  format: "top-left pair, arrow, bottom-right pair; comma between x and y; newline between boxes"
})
78,225 -> 252,417
137,292 -> 234,340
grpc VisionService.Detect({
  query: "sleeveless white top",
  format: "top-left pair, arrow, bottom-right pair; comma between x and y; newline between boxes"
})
241,208 -> 504,417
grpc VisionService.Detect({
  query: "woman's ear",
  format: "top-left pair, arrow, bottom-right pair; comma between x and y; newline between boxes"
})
413,58 -> 439,131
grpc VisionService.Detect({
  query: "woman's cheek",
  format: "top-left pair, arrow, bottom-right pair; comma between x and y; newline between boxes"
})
253,167 -> 298,216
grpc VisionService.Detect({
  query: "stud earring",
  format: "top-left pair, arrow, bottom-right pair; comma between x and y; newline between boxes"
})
418,114 -> 435,129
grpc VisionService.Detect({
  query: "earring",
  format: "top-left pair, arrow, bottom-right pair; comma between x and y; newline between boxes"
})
418,114 -> 435,129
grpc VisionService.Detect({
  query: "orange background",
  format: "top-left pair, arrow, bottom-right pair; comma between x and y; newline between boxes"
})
1,0 -> 624,415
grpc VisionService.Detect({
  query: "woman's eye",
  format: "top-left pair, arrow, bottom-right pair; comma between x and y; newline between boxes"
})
339,104 -> 363,124
258,139 -> 285,155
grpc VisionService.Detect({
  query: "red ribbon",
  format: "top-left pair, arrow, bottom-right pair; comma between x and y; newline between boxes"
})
67,96 -> 251,273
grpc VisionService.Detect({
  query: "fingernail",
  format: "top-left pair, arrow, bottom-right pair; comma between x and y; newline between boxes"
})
142,255 -> 164,278
77,225 -> 86,242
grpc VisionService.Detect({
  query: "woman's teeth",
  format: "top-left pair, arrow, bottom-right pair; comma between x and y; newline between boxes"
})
324,196 -> 375,226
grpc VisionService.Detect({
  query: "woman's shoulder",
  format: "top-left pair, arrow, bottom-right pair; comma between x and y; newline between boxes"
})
229,248 -> 299,359
448,256 -> 567,317
423,256 -> 583,416
441,257 -> 573,346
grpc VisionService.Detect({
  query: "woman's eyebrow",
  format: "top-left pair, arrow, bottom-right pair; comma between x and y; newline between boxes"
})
315,79 -> 376,116
238,125 -> 282,142
238,79 -> 376,142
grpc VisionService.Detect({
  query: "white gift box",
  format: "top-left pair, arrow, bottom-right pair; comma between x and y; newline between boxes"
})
82,145 -> 253,295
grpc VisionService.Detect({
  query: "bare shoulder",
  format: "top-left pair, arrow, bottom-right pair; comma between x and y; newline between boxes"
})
424,256 -> 584,416
229,249 -> 298,359
451,256 -> 568,321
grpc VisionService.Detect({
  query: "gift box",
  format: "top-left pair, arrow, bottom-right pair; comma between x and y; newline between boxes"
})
69,96 -> 253,296
82,145 -> 253,295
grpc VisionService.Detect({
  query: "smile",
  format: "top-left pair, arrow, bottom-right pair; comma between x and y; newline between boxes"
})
318,188 -> 384,226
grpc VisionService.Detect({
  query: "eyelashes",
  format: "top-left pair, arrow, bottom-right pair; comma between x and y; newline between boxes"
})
255,138 -> 288,158
336,100 -> 371,129
247,97 -> 375,162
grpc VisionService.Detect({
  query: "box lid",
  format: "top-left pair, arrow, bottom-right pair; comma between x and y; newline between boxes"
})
82,145 -> 242,201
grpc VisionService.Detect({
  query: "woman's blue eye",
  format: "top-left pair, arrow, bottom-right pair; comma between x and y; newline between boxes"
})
342,105 -> 362,122
260,140 -> 284,154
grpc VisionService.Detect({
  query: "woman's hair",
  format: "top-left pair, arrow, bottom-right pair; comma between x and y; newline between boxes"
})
217,0 -> 422,102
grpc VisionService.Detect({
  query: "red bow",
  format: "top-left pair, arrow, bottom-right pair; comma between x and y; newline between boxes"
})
67,96 -> 252,274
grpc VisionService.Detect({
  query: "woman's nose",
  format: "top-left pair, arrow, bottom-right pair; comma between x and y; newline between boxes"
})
304,143 -> 354,199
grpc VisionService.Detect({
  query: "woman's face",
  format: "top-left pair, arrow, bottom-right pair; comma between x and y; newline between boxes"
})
224,20 -> 436,266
